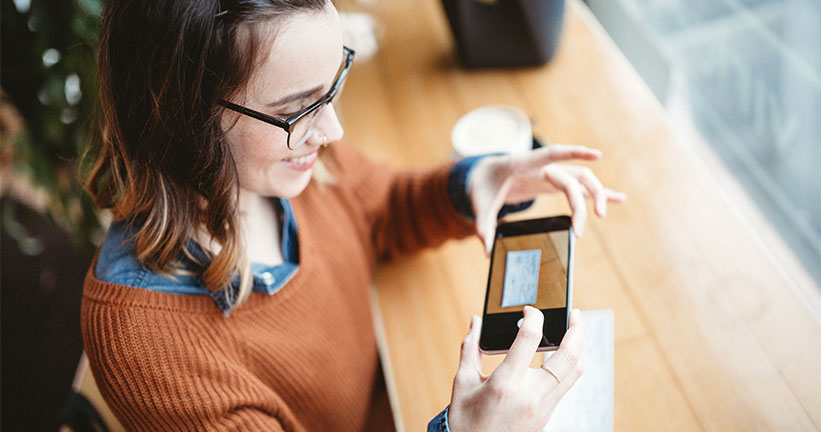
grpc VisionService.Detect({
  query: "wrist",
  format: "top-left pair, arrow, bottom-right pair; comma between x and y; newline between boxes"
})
428,405 -> 454,432
470,154 -> 504,186
446,401 -> 468,432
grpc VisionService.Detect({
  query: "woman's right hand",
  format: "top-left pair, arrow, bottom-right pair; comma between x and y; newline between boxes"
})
447,306 -> 585,432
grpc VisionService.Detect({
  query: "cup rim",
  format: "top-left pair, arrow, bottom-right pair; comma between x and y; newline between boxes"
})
452,104 -> 532,157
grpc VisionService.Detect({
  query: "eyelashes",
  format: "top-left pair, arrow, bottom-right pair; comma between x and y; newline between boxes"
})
279,104 -> 310,119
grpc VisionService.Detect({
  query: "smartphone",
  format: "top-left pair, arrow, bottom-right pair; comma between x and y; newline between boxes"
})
479,216 -> 574,354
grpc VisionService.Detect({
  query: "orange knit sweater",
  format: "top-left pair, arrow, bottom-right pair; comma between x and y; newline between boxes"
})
81,143 -> 476,431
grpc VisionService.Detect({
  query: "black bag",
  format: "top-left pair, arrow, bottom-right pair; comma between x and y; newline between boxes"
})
441,0 -> 565,68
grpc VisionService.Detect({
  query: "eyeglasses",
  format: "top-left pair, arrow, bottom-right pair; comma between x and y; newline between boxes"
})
219,46 -> 355,150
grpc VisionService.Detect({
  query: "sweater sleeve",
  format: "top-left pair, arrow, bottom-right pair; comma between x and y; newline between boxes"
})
81,301 -> 291,432
324,142 -> 477,261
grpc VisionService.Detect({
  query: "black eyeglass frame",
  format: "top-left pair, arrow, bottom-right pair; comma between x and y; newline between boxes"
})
219,46 -> 355,149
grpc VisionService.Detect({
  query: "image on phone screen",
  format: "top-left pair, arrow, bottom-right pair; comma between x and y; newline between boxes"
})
480,217 -> 573,354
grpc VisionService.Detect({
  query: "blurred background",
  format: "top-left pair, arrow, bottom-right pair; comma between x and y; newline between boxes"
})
2,0 -> 104,430
1,0 -> 818,430
587,0 -> 820,285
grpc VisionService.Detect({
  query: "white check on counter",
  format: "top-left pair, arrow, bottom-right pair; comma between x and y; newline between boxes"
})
543,310 -> 614,432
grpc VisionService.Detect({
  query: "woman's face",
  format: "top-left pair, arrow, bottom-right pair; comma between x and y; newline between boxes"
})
222,4 -> 345,199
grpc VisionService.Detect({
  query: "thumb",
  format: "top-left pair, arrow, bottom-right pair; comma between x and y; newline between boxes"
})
478,219 -> 497,256
475,185 -> 508,256
456,315 -> 484,387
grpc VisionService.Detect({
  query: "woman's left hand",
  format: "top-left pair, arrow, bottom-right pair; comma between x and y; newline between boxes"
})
469,144 -> 626,254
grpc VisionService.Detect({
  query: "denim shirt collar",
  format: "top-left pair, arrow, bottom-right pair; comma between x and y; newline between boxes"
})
95,198 -> 301,316
200,198 -> 300,315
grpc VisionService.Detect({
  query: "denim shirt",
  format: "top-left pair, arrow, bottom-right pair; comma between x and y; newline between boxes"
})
428,405 -> 453,432
95,155 -> 531,431
96,198 -> 301,314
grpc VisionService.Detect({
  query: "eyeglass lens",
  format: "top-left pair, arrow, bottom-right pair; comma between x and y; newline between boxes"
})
289,105 -> 325,149
287,84 -> 345,149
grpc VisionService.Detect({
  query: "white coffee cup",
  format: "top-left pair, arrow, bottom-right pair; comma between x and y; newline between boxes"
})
452,105 -> 532,157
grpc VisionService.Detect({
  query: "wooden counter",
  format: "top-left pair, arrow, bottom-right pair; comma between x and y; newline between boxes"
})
337,0 -> 821,430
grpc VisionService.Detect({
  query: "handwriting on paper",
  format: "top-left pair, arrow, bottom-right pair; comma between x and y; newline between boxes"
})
502,249 -> 541,307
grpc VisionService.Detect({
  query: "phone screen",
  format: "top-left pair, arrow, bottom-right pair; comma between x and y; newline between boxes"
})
481,218 -> 573,353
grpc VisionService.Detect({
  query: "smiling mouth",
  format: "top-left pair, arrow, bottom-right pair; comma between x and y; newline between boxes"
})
283,152 -> 317,165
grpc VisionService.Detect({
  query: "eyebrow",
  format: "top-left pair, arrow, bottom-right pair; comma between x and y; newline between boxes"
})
266,85 -> 324,107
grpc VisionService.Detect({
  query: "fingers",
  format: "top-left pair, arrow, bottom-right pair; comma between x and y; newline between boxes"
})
475,177 -> 512,256
476,207 -> 501,256
566,166 -> 627,210
478,228 -> 494,257
605,188 -> 628,203
499,306 -> 545,375
542,309 -> 585,384
542,165 -> 588,237
538,355 -> 585,409
568,166 -> 608,217
455,315 -> 485,387
516,144 -> 602,171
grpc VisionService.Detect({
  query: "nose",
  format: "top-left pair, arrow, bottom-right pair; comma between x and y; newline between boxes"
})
308,104 -> 344,146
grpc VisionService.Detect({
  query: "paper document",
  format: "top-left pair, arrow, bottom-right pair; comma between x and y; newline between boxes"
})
502,249 -> 541,307
543,309 -> 614,432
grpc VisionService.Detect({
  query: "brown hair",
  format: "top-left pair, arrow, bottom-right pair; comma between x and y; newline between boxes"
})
84,0 -> 328,306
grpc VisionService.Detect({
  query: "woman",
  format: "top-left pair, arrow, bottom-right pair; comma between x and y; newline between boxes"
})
82,0 -> 625,430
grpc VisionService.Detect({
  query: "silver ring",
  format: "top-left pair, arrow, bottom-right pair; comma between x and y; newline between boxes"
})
540,363 -> 561,384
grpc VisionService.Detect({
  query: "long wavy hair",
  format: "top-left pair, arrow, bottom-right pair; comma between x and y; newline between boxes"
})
84,0 -> 328,306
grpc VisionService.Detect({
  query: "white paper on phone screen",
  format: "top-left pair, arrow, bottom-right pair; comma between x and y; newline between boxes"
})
502,249 -> 541,307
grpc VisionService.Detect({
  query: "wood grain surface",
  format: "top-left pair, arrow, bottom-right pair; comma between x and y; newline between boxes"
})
336,0 -> 821,430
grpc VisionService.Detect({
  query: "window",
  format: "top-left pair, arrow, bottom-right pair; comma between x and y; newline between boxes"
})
588,0 -> 820,285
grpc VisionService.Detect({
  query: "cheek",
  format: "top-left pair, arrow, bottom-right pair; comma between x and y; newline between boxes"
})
226,119 -> 288,167
222,118 -> 308,195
